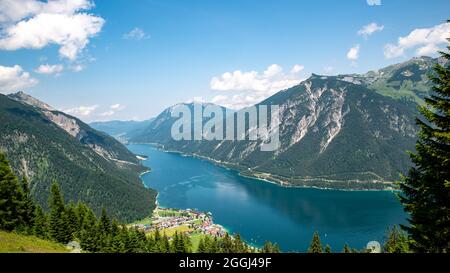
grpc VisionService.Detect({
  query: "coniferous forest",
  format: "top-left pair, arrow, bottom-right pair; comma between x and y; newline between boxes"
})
0,0 -> 449,257
0,151 -> 282,253
1,39 -> 449,254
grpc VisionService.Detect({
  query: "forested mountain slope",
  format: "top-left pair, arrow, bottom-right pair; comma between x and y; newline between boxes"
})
0,93 -> 156,221
127,57 -> 445,190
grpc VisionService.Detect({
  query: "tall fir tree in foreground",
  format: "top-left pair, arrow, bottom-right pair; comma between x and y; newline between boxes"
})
0,152 -> 25,231
48,182 -> 71,244
33,205 -> 48,239
399,27 -> 450,253
20,177 -> 36,232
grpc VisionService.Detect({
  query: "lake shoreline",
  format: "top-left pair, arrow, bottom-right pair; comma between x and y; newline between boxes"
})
131,142 -> 398,193
126,142 -> 407,251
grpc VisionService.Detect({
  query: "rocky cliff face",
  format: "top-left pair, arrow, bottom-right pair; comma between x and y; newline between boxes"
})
129,57 -> 442,190
8,92 -> 140,165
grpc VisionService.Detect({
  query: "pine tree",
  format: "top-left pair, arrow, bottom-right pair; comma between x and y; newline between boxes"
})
261,241 -> 280,253
197,237 -> 207,253
221,233 -> 233,253
128,228 -> 147,253
109,233 -> 125,253
0,152 -> 26,231
182,232 -> 192,253
110,218 -> 120,237
399,28 -> 450,253
65,203 -> 79,239
383,226 -> 410,253
210,237 -> 219,253
232,234 -> 247,253
152,228 -> 166,253
20,177 -> 35,232
172,231 -> 189,253
342,244 -> 351,253
74,202 -> 88,235
325,244 -> 332,253
80,208 -> 99,252
33,204 -> 48,239
307,231 -> 323,253
97,207 -> 112,251
48,182 -> 71,243
202,236 -> 213,253
161,233 -> 171,253
98,207 -> 111,235
136,229 -> 149,252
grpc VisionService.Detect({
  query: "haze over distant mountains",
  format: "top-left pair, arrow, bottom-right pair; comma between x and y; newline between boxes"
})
0,92 -> 156,221
92,56 -> 445,190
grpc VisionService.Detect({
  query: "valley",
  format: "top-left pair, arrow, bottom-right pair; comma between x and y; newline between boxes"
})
128,143 -> 406,252
93,57 -> 446,190
0,0 -> 449,258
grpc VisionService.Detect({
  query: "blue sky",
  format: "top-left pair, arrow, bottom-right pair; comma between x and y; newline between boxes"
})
0,0 -> 449,121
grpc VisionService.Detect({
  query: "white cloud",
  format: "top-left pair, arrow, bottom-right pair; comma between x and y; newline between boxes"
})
210,64 -> 306,109
110,103 -> 126,111
263,64 -> 283,78
209,94 -> 269,110
367,0 -> 381,6
0,64 -> 37,93
358,23 -> 384,39
123,27 -> 149,41
0,0 -> 93,23
384,22 -> 450,59
99,110 -> 114,117
291,64 -> 305,73
98,104 -> 126,117
211,95 -> 228,104
347,44 -> 360,61
0,0 -> 104,60
64,105 -> 98,116
210,64 -> 304,93
35,64 -> 64,74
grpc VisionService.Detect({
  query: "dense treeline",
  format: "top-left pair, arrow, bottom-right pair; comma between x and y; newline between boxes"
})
306,36 -> 450,254
305,228 -> 410,253
398,28 -> 450,253
0,150 -> 426,253
1,40 -> 448,252
0,149 -> 408,253
0,152 -> 279,253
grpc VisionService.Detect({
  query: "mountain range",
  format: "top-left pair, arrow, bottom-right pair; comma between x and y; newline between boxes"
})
92,56 -> 445,190
90,119 -> 155,144
0,92 -> 156,222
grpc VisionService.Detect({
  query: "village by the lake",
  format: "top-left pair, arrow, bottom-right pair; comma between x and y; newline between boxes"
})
129,207 -> 227,244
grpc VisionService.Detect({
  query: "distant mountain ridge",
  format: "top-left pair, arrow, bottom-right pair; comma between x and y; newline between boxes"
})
0,92 -> 156,221
120,56 -> 445,190
90,119 -> 154,143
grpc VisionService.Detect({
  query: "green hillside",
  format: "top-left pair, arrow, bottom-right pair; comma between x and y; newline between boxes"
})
0,94 -> 156,222
0,231 -> 69,253
127,57 -> 444,190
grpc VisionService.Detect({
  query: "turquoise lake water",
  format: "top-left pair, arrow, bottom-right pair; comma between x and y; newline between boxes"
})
127,143 -> 407,252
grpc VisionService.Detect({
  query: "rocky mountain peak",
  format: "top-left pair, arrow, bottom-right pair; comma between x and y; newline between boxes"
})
8,91 -> 55,111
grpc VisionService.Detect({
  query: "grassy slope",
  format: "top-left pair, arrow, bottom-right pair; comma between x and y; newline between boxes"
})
0,231 -> 69,253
